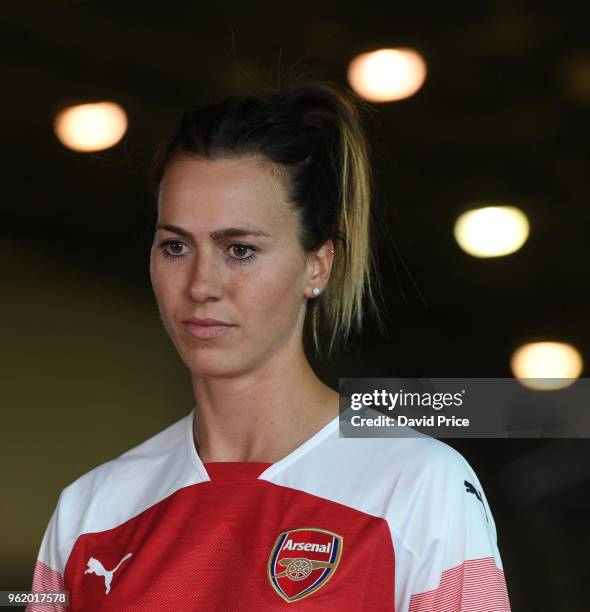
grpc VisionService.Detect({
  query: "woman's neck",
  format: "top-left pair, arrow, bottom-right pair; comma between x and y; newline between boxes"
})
190,359 -> 339,463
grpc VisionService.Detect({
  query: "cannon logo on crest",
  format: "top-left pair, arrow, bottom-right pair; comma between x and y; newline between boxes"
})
267,527 -> 343,602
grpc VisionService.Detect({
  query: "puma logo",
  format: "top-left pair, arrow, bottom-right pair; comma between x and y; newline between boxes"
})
464,480 -> 488,522
84,552 -> 133,594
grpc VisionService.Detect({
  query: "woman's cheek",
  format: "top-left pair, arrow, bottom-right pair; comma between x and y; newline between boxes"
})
152,273 -> 178,335
258,282 -> 301,335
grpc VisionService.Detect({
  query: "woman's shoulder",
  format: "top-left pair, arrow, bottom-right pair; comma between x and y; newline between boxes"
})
376,435 -> 487,505
276,407 -> 484,518
52,410 -> 197,546
331,414 -> 498,553
70,410 -> 193,488
337,405 -> 475,478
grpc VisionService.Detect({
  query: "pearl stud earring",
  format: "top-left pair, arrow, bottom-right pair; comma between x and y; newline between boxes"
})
312,287 -> 321,297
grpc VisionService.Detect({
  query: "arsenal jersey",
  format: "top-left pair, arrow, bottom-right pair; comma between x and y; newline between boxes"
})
27,407 -> 511,611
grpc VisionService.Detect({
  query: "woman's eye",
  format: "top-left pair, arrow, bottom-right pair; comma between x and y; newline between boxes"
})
158,240 -> 187,259
229,244 -> 258,263
157,240 -> 257,264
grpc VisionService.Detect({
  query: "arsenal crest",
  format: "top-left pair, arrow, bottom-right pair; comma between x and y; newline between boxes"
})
267,527 -> 343,602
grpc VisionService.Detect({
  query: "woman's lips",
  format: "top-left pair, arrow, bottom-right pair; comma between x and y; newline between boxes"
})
183,322 -> 235,340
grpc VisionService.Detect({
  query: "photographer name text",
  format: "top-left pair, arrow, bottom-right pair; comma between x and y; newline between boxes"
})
350,415 -> 470,427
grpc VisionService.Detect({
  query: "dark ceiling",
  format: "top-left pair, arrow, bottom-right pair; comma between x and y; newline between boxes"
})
5,1 -> 590,378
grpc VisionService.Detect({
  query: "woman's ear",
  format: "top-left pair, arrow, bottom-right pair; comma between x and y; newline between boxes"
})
304,240 -> 335,296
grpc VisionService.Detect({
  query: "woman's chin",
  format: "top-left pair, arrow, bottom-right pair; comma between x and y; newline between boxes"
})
185,355 -> 243,378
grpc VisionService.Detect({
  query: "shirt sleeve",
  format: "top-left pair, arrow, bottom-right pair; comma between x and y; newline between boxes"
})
26,490 -> 70,612
394,444 -> 511,612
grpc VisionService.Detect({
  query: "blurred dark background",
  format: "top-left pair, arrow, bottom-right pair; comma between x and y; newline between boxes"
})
3,1 -> 590,610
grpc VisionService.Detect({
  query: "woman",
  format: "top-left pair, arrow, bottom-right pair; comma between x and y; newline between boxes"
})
28,81 -> 511,611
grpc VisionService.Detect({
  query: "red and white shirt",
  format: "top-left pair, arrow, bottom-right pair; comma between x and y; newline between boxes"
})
28,407 -> 511,611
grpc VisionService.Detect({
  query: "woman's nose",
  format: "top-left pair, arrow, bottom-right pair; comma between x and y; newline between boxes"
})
186,248 -> 225,302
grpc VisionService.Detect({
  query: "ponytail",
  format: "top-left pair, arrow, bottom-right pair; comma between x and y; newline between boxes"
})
297,81 -> 386,360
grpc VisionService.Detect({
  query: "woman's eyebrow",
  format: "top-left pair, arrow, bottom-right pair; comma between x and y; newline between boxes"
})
156,223 -> 272,240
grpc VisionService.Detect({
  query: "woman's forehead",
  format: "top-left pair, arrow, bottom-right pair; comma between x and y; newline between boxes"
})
160,157 -> 289,211
157,157 -> 295,233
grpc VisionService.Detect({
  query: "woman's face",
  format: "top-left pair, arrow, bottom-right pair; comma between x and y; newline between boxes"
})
150,156 -> 315,377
